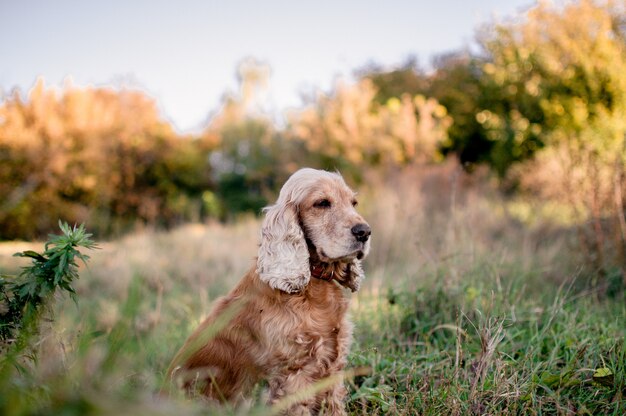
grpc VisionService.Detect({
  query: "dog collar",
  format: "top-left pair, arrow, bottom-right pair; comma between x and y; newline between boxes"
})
310,263 -> 335,281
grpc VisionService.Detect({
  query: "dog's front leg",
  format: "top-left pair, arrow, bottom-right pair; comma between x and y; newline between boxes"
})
316,381 -> 348,416
268,372 -> 348,416
268,370 -> 317,415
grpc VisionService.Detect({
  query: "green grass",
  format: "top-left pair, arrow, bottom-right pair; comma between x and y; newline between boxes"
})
0,167 -> 624,415
4,262 -> 620,416
349,272 -> 625,415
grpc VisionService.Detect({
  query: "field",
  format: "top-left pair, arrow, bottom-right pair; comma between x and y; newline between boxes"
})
1,166 -> 624,415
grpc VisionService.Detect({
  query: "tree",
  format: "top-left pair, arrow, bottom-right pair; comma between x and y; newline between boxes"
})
287,78 -> 451,176
0,79 -> 212,238
360,52 -> 536,174
480,0 -> 626,269
203,59 -> 294,218
356,57 -> 428,106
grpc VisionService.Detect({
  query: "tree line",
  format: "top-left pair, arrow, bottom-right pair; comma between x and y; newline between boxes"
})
1,1 -> 625,270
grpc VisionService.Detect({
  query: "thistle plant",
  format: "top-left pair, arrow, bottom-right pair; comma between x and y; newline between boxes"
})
0,221 -> 98,345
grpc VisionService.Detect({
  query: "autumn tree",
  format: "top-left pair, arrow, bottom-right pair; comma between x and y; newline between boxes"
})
480,0 -> 626,269
0,79 -> 211,238
360,53 -> 526,174
287,78 -> 451,177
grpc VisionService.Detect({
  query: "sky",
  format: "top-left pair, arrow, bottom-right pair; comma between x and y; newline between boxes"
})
1,0 -> 534,133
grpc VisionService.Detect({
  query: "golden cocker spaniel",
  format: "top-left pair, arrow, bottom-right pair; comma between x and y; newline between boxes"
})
168,168 -> 371,415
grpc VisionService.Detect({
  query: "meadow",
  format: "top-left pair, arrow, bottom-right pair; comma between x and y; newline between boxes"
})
0,165 -> 623,415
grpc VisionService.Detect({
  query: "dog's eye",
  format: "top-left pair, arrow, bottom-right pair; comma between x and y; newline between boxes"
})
352,200 -> 358,207
314,199 -> 331,208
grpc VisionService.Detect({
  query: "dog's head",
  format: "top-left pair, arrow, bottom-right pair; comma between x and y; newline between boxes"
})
256,168 -> 371,293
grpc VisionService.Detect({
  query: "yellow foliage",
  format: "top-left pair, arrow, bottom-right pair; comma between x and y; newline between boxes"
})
287,79 -> 451,166
0,78 -> 187,238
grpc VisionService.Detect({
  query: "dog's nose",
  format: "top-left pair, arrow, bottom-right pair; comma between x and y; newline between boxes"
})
351,223 -> 371,243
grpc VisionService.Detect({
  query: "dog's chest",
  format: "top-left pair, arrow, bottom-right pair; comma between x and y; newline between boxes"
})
261,281 -> 350,370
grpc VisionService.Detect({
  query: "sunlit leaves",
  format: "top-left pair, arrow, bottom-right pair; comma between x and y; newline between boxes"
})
483,0 -> 626,268
288,79 -> 451,167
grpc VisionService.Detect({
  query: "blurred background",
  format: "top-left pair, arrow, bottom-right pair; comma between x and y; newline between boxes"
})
1,0 -> 624,275
1,1 -> 625,414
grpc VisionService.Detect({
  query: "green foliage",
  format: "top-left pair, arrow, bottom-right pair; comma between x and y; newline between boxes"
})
349,274 -> 626,415
363,50 -> 549,176
209,119 -> 289,219
479,0 -> 626,169
358,1 -> 626,269
361,54 -> 505,170
423,54 -> 496,169
478,0 -> 626,267
361,1 -> 626,181
358,58 -> 428,105
0,221 -> 97,344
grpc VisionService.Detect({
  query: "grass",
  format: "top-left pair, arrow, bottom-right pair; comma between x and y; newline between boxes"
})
0,165 -> 624,415
349,268 -> 624,414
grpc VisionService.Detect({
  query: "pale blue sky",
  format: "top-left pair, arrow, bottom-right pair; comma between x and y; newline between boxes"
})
1,0 -> 533,132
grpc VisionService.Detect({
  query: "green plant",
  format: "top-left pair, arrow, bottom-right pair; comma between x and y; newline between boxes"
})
0,221 -> 98,346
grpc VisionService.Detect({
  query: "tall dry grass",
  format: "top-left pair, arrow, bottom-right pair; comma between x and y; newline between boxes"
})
0,162 -> 579,350
360,161 -> 575,290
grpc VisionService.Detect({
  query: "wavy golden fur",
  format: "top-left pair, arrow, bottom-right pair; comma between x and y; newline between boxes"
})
168,168 -> 371,415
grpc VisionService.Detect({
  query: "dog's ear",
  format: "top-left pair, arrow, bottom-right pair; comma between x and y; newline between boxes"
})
256,201 -> 310,293
336,259 -> 365,292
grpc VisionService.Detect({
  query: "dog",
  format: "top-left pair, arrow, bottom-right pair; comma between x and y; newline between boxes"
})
168,168 -> 371,415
